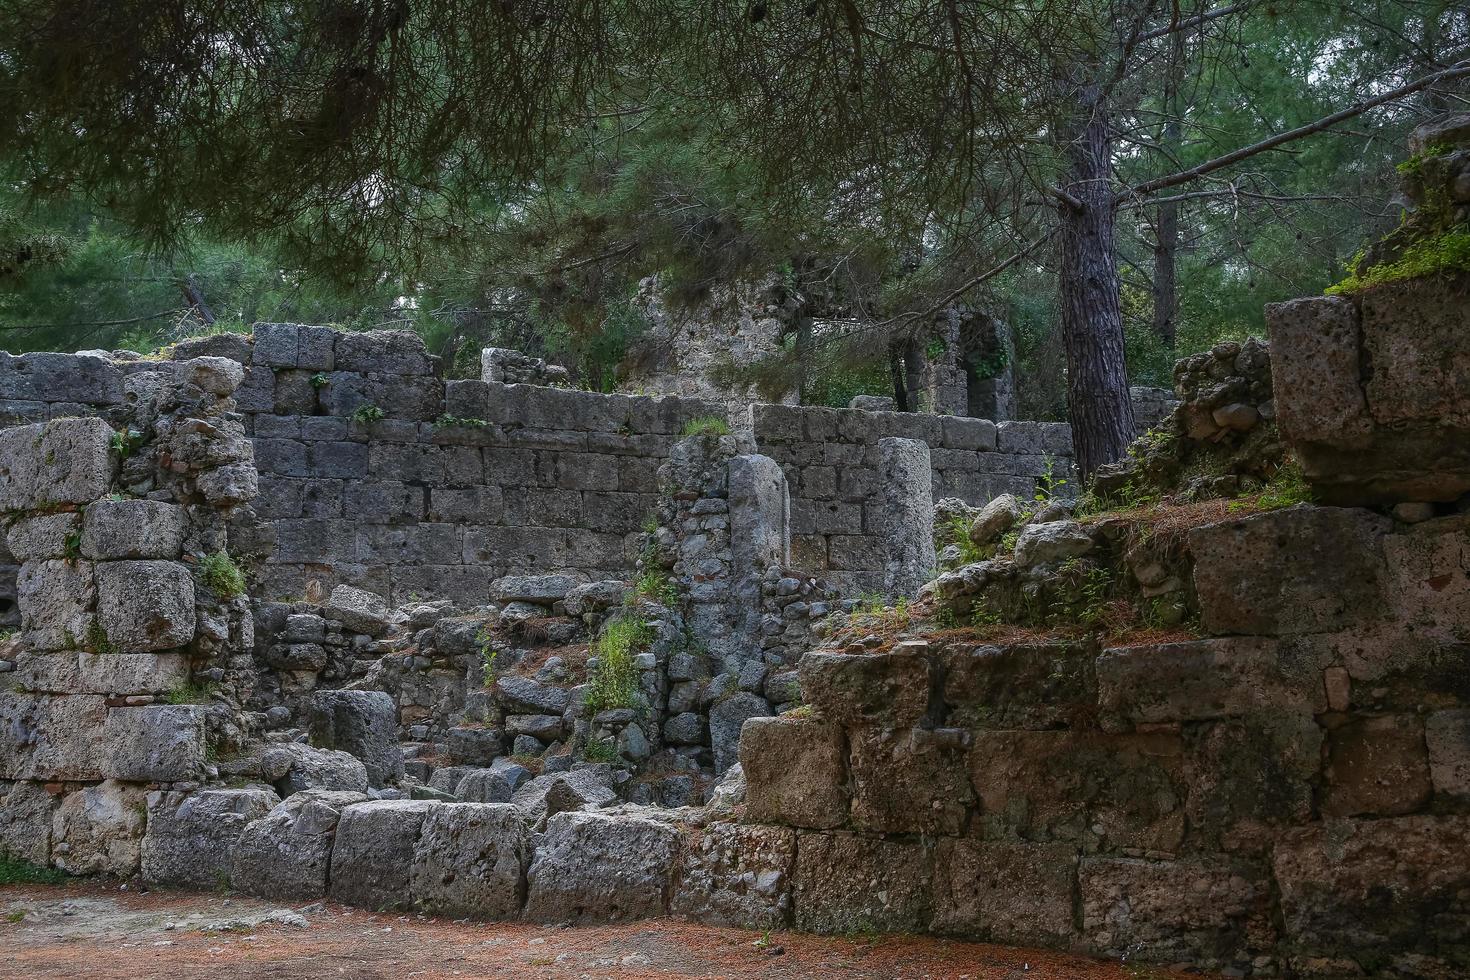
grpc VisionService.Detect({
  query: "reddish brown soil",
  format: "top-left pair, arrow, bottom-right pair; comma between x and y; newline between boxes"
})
2,882 -> 1211,980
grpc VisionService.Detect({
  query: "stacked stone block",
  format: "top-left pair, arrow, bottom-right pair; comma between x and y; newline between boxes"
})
749,402 -> 1073,592
0,354 -> 262,876
738,502 -> 1470,977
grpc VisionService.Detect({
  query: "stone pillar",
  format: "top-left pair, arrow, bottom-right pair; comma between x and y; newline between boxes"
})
728,453 -> 791,649
879,437 -> 936,598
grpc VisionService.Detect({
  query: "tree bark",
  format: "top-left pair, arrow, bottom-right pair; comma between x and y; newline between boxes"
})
1058,81 -> 1136,478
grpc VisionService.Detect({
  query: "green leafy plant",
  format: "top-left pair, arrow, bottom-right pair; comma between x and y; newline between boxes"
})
83,619 -> 117,654
1035,456 -> 1069,502
109,427 -> 142,458
581,737 -> 619,764
971,602 -> 1003,628
0,852 -> 66,886
309,372 -> 329,388
477,626 -> 499,688
680,415 -> 731,438
352,403 -> 385,424
585,615 -> 653,713
164,682 -> 217,705
632,568 -> 678,606
200,550 -> 246,597
63,529 -> 81,562
941,512 -> 986,566
433,413 -> 489,428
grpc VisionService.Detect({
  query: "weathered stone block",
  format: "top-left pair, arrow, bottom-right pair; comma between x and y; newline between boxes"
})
1427,709 -> 1470,799
1322,714 -> 1432,818
524,810 -> 679,923
0,692 -> 108,780
1273,816 -> 1470,973
334,329 -> 433,375
970,730 -> 1184,853
793,831 -> 931,934
1189,506 -> 1391,635
1097,637 -> 1323,726
6,513 -> 80,561
232,790 -> 367,900
260,742 -> 369,796
13,651 -> 190,695
0,780 -> 56,865
944,640 -> 1097,729
797,649 -> 931,729
51,779 -> 147,875
104,705 -> 206,781
1383,518 -> 1470,629
409,802 -> 528,919
328,799 -> 436,910
1183,713 -> 1320,854
708,691 -> 769,776
17,559 -> 95,650
80,499 -> 187,559
878,437 -> 935,597
142,788 -> 279,889
740,716 -> 848,829
850,727 -> 972,835
309,690 -> 404,786
1079,857 -> 1272,963
672,822 -> 795,929
0,417 -> 115,511
931,839 -> 1077,946
94,560 -> 195,651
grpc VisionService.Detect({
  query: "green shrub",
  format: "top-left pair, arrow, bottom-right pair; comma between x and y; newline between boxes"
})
581,737 -> 619,763
584,616 -> 653,713
0,852 -> 66,886
632,568 -> 678,606
352,403 -> 385,424
680,415 -> 731,438
164,682 -> 216,705
200,550 -> 247,597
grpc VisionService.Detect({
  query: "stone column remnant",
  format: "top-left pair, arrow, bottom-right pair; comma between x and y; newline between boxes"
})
878,437 -> 936,599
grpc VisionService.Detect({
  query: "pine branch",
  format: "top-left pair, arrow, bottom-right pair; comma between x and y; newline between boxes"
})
1123,60 -> 1470,200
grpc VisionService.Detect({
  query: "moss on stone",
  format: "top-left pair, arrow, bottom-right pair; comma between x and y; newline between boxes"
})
1326,227 -> 1470,296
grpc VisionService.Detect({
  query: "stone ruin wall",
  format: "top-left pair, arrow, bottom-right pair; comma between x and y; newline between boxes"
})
0,323 -> 1073,609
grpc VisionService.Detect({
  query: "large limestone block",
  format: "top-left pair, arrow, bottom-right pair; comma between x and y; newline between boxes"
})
94,560 -> 196,651
671,822 -> 795,929
1268,280 -> 1470,503
0,693 -> 108,780
0,780 -> 57,865
1012,520 -> 1096,568
1189,505 -> 1391,636
524,810 -> 680,923
409,803 -> 528,919
51,779 -> 147,875
13,651 -> 190,696
490,573 -> 586,604
232,790 -> 367,901
1322,714 -> 1432,818
1079,857 -> 1273,964
6,513 -> 80,561
708,691 -> 769,776
322,584 -> 393,637
494,674 -> 570,714
80,499 -> 187,560
931,839 -> 1077,946
1096,637 -> 1323,727
259,742 -> 369,796
849,727 -> 972,835
1427,709 -> 1470,799
1273,816 -> 1470,972
17,559 -> 96,651
1183,713 -> 1321,855
0,417 -> 115,512
142,788 -> 279,889
309,690 -> 404,786
969,730 -> 1184,854
1383,517 -> 1470,629
103,705 -> 206,781
943,639 -> 1098,729
793,831 -> 932,934
328,800 -> 436,910
740,716 -> 848,829
797,648 -> 931,729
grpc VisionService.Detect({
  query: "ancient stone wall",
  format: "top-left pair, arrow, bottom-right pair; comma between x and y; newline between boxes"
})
0,324 -> 1070,605
750,403 -> 1073,592
744,502 -> 1470,977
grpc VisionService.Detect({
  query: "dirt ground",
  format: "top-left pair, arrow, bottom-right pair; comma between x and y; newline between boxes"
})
1,882 -> 1208,980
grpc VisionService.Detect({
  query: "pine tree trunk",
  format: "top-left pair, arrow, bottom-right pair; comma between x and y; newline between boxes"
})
1058,82 -> 1135,478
